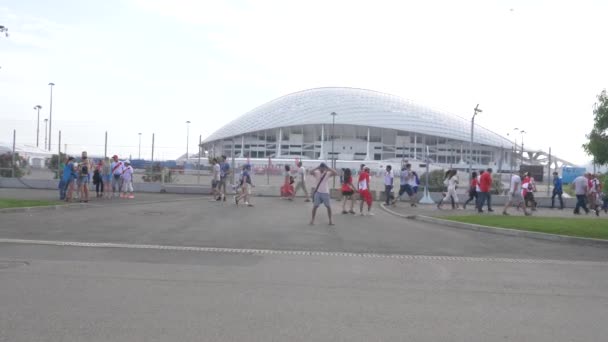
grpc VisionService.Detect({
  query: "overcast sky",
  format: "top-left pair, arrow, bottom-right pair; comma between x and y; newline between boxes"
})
1,0 -> 606,164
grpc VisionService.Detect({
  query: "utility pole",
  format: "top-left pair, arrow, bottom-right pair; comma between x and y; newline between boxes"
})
468,104 -> 482,176
34,105 -> 42,147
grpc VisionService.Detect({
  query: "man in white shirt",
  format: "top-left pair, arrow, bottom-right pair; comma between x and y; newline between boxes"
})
503,172 -> 530,216
384,165 -> 395,205
110,155 -> 124,198
293,161 -> 310,202
309,162 -> 337,226
572,174 -> 590,215
211,158 -> 221,200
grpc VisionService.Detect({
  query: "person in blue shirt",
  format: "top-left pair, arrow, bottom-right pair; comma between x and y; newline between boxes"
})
217,155 -> 231,201
60,157 -> 76,201
551,171 -> 564,209
235,164 -> 254,207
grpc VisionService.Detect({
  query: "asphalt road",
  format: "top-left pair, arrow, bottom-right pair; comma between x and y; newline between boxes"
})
1,194 -> 608,341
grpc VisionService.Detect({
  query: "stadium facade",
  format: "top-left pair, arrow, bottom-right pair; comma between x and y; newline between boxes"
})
201,87 -> 555,171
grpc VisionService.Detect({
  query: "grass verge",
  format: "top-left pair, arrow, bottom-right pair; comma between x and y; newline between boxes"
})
441,215 -> 608,240
0,199 -> 59,209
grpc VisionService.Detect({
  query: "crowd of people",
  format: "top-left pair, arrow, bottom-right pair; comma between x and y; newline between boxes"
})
59,153 -> 135,202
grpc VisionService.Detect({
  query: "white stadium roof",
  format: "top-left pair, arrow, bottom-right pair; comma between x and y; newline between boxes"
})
203,87 -> 513,148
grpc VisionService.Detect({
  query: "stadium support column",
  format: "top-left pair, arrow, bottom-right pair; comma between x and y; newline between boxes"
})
414,134 -> 417,160
365,128 -> 370,160
240,136 -> 244,157
277,128 -> 282,158
320,125 -> 324,160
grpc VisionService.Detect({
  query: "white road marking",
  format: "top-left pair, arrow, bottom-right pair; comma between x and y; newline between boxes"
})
0,238 -> 606,265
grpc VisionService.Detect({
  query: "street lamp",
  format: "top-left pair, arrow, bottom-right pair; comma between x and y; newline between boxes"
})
43,118 -> 48,149
33,105 -> 42,148
185,120 -> 191,162
330,112 -> 337,188
519,130 -> 526,167
138,133 -> 142,159
48,82 -> 55,151
468,104 -> 482,175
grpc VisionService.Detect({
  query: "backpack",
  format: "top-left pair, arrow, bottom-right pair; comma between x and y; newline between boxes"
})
81,163 -> 88,175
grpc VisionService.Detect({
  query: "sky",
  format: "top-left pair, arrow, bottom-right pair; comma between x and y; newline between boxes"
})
0,0 -> 607,164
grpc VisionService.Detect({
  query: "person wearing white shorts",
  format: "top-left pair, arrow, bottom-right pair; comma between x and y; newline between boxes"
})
503,172 -> 530,216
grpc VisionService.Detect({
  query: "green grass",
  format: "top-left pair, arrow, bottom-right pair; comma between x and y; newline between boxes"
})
0,199 -> 59,209
441,215 -> 608,240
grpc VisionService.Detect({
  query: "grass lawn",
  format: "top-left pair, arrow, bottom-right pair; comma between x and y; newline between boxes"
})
441,215 -> 608,240
0,199 -> 59,209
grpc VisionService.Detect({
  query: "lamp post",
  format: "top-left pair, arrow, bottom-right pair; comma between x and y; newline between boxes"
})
138,133 -> 142,159
47,83 -> 55,151
185,121 -> 191,163
44,118 -> 48,149
468,104 -> 482,176
330,112 -> 337,188
519,130 -> 526,168
34,105 -> 42,147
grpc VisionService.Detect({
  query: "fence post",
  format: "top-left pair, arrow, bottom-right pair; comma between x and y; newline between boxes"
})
151,133 -> 155,162
11,129 -> 16,178
197,135 -> 201,185
104,131 -> 108,159
58,130 -> 62,179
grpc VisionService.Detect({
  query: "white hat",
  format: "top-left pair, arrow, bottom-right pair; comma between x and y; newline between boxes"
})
124,160 -> 131,164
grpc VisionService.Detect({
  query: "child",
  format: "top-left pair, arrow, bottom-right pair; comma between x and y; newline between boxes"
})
121,160 -> 134,199
235,164 -> 254,207
92,167 -> 102,198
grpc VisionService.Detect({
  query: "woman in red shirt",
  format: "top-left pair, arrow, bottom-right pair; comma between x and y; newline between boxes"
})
341,168 -> 356,214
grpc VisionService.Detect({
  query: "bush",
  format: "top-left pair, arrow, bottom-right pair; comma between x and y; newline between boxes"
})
419,169 -> 447,192
47,153 -> 67,179
492,174 -> 504,195
0,152 -> 28,178
142,162 -> 177,183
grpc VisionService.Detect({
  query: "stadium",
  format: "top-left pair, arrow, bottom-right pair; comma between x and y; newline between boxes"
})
200,87 -> 566,172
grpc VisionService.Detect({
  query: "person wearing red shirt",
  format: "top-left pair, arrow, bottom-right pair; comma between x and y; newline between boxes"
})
463,171 -> 478,210
477,168 -> 494,213
358,167 -> 374,216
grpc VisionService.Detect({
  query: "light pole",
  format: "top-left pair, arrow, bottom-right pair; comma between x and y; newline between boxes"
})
468,104 -> 482,176
330,112 -> 337,188
44,118 -> 48,149
48,82 -> 55,151
34,105 -> 42,148
138,133 -> 142,159
185,120 -> 191,163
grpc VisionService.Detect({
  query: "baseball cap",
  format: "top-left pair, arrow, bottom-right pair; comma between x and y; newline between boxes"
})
319,162 -> 328,168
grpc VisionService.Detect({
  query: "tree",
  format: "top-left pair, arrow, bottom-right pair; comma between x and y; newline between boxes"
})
583,89 -> 608,165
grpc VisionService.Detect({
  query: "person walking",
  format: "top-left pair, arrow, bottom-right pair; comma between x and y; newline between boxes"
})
572,174 -> 590,215
588,173 -> 601,216
77,151 -> 92,203
521,172 -> 538,211
438,169 -> 459,210
341,168 -> 356,214
477,168 -> 494,213
550,171 -> 564,209
121,160 -> 135,199
358,166 -> 374,216
503,172 -> 531,216
463,171 -> 478,210
110,155 -> 124,198
211,158 -> 221,200
281,164 -> 295,199
235,164 -> 254,207
293,161 -> 310,202
398,163 -> 417,207
309,163 -> 337,226
384,165 -> 395,206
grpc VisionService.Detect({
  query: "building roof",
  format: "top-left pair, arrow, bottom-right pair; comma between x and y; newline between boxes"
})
203,87 -> 512,147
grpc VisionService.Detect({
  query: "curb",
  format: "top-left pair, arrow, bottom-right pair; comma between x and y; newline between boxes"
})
0,203 -> 91,214
379,203 -> 608,248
